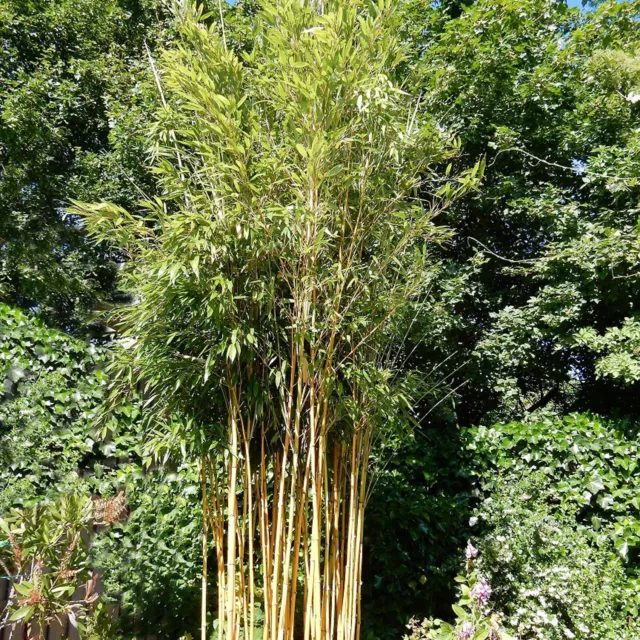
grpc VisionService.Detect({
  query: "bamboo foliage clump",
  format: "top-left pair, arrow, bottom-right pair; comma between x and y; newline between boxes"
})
74,1 -> 482,639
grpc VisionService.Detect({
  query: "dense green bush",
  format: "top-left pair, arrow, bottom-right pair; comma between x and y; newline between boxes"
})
0,304 -> 203,637
466,413 -> 640,638
376,411 -> 640,639
0,304 -> 107,509
91,463 -> 203,639
475,473 -> 631,640
469,413 -> 640,572
362,430 -> 473,637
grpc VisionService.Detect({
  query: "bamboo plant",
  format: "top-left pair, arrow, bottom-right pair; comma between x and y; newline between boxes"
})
73,1 -> 483,639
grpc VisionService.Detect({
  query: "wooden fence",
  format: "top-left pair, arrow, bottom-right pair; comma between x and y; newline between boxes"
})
0,578 -> 158,640
0,575 -> 79,639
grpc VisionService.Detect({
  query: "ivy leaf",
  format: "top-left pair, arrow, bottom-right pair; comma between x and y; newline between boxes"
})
587,477 -> 605,495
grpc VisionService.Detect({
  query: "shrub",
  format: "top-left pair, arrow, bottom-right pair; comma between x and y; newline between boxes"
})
460,413 -> 640,638
90,463 -> 203,639
0,304 -> 203,637
474,473 -> 632,640
0,493 -> 125,638
404,543 -> 511,640
468,413 -> 640,612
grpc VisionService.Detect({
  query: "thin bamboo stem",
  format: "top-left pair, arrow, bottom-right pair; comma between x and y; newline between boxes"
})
226,409 -> 239,640
201,457 -> 209,640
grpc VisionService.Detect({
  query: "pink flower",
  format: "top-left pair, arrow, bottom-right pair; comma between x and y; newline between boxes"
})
458,621 -> 474,640
489,628 -> 500,640
465,541 -> 478,560
470,576 -> 492,605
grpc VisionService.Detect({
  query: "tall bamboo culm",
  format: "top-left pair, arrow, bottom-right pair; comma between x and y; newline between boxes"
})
203,380 -> 375,640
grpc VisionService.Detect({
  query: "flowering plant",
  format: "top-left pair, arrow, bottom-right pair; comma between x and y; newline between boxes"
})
473,472 -> 634,640
0,493 -> 126,639
405,543 -> 512,640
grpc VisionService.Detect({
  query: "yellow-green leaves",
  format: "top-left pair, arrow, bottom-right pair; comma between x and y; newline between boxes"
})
70,5 -> 476,637
325,164 -> 344,178
191,255 -> 201,280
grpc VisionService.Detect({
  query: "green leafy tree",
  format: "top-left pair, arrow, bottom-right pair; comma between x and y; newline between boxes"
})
0,0 -> 173,330
403,0 -> 640,423
0,0 -> 262,332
